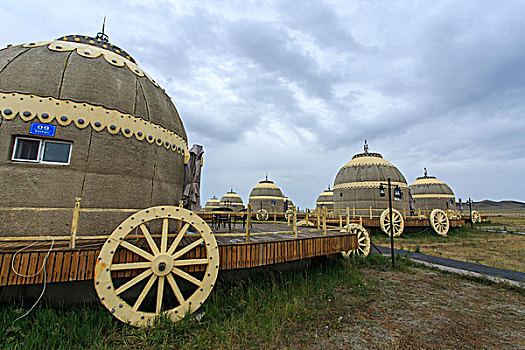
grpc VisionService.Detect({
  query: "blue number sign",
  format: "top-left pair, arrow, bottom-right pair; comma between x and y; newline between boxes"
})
29,123 -> 56,137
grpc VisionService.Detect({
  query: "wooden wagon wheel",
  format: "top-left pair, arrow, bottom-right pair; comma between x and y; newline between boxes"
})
94,206 -> 219,327
380,208 -> 404,237
430,209 -> 450,236
471,210 -> 481,223
341,223 -> 371,257
256,209 -> 269,221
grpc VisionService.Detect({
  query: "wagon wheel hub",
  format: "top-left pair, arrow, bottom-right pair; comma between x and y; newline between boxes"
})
152,254 -> 174,276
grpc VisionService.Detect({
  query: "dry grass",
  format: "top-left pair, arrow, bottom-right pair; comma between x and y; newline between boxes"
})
372,221 -> 525,272
481,215 -> 525,232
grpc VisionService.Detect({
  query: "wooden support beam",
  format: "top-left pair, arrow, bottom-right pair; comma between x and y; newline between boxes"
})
69,197 -> 81,249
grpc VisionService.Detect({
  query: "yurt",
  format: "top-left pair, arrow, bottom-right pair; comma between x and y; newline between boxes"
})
219,189 -> 245,211
316,187 -> 334,210
203,196 -> 220,211
333,142 -> 410,214
0,32 -> 189,236
249,176 -> 286,213
409,169 -> 455,212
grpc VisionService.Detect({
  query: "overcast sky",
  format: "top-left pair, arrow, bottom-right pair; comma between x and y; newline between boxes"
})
2,0 -> 525,208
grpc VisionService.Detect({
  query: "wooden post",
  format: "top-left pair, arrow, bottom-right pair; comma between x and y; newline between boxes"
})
306,209 -> 309,224
339,214 -> 342,230
70,197 -> 82,249
293,207 -> 297,238
403,208 -> 406,218
360,216 -> 363,226
316,210 -> 320,229
246,203 -> 251,242
353,206 -> 356,217
346,207 -> 350,227
322,207 -> 327,236
274,211 -> 277,225
287,210 -> 291,227
369,206 -> 373,219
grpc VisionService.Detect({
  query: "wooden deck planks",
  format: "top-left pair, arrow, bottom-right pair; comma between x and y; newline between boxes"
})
0,231 -> 354,286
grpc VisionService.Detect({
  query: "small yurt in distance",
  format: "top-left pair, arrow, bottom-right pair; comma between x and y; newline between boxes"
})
219,189 -> 245,211
249,175 -> 286,213
203,196 -> 220,211
409,169 -> 455,212
333,142 -> 410,213
316,187 -> 334,210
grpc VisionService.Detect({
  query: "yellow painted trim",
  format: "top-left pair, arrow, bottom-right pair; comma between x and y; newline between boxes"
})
334,181 -> 407,190
253,183 -> 279,189
0,92 -> 188,161
249,195 -> 284,200
221,193 -> 241,198
410,178 -> 447,186
316,201 -> 334,205
343,156 -> 394,168
412,194 -> 455,199
22,41 -> 159,87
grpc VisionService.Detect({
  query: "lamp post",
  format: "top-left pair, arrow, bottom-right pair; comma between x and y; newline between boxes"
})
379,178 -> 403,268
469,198 -> 473,229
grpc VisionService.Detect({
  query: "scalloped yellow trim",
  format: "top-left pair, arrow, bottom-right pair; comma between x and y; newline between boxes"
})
334,181 -> 407,190
0,92 -> 189,162
22,41 -> 159,87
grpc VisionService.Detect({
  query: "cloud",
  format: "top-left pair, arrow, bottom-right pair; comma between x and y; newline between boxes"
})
2,0 -> 525,206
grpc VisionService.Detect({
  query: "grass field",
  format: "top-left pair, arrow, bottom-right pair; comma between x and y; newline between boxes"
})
1,256 -> 523,349
480,214 -> 525,232
371,222 -> 525,272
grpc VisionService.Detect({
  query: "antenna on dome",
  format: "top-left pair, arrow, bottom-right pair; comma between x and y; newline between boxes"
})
364,140 -> 369,153
96,15 -> 109,42
265,173 -> 268,181
424,168 -> 428,177
328,184 -> 331,190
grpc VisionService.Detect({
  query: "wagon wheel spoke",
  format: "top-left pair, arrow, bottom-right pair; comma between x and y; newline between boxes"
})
172,238 -> 204,260
173,259 -> 208,266
120,241 -> 155,261
161,218 -> 169,253
167,223 -> 189,255
156,276 -> 165,314
166,272 -> 185,305
172,267 -> 202,286
111,262 -> 152,271
115,269 -> 153,295
133,273 -> 157,311
140,224 -> 160,256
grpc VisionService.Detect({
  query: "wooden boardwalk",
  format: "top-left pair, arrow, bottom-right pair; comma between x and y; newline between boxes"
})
0,224 -> 355,287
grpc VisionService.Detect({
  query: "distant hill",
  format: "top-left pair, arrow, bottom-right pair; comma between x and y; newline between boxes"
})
473,200 -> 525,212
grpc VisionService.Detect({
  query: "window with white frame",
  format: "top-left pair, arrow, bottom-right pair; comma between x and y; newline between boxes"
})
11,137 -> 72,165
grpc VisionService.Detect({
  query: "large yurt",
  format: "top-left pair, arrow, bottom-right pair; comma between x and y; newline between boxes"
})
333,142 -> 410,213
409,169 -> 455,212
249,176 -> 286,213
203,196 -> 220,211
219,190 -> 245,211
316,187 -> 334,210
0,32 -> 189,236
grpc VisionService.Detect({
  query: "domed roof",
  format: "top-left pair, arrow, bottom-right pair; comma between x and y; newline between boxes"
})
220,190 -> 244,205
409,169 -> 454,197
333,141 -> 409,211
0,33 -> 187,144
204,196 -> 220,209
249,176 -> 284,198
334,144 -> 407,189
316,187 -> 334,205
